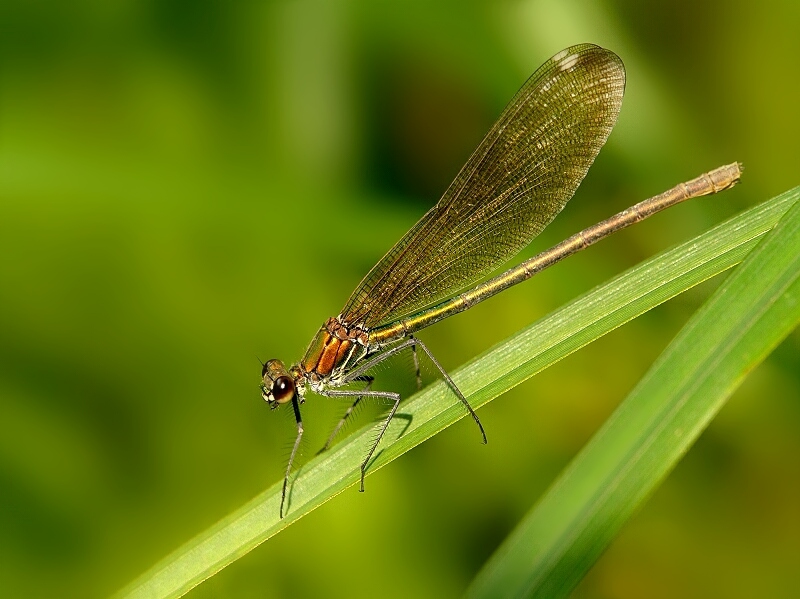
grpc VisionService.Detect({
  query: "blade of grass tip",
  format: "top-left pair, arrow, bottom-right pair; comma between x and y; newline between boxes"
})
115,188 -> 798,599
466,189 -> 800,599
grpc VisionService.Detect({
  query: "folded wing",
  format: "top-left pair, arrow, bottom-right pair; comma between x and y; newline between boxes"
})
341,44 -> 626,330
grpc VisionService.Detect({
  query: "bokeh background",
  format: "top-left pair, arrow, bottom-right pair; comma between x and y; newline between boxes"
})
1,1 -> 799,597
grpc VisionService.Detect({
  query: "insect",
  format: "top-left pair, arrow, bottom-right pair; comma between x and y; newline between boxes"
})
260,43 -> 741,517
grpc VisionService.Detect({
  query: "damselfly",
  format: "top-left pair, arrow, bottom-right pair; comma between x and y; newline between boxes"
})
260,43 -> 741,518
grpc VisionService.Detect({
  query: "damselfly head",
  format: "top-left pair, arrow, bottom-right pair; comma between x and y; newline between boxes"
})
261,359 -> 296,407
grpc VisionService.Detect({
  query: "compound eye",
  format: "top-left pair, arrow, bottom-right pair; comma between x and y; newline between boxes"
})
272,376 -> 295,404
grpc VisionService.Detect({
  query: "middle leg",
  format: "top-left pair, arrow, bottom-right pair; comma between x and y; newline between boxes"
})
317,375 -> 374,454
319,387 -> 401,491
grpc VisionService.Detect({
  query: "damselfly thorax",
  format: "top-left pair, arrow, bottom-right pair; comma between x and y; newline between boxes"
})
260,317 -> 388,401
302,317 -> 371,385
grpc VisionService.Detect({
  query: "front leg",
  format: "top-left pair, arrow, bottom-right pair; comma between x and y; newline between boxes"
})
280,395 -> 304,519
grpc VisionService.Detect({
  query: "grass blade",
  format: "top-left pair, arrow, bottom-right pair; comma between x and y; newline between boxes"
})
116,187 -> 799,599
466,190 -> 800,599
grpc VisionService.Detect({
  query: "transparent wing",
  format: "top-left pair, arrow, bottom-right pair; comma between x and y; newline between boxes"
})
340,44 -> 625,329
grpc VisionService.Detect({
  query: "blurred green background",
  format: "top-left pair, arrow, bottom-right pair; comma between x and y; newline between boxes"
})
1,1 -> 798,597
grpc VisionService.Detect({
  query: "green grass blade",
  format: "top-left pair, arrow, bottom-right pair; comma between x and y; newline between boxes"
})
115,187 -> 798,599
465,191 -> 800,599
